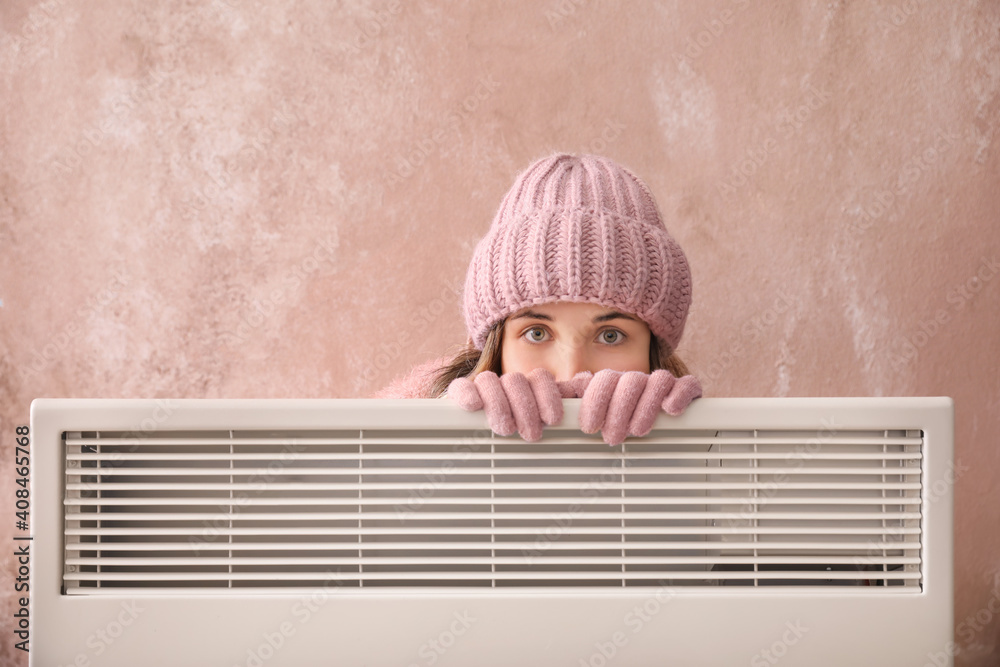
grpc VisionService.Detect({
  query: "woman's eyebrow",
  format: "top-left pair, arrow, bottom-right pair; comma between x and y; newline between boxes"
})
510,310 -> 552,321
593,311 -> 640,323
510,310 -> 639,323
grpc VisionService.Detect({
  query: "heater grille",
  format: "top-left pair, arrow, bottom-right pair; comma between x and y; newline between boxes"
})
62,426 -> 923,594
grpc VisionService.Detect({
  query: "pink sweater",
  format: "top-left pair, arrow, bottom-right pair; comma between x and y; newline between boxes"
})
370,356 -> 451,399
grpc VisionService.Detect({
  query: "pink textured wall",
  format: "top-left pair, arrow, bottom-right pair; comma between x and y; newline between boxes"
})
2,1 -> 998,664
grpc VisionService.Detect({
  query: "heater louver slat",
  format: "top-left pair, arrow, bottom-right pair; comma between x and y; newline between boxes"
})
63,427 -> 923,594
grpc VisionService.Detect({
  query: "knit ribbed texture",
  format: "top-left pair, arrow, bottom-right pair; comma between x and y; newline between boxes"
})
463,154 -> 692,351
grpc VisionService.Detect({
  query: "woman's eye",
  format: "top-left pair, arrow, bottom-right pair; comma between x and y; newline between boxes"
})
524,327 -> 548,342
599,330 -> 624,344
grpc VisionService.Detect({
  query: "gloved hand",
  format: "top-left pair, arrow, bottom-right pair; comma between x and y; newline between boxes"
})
446,368 -> 564,441
574,369 -> 702,446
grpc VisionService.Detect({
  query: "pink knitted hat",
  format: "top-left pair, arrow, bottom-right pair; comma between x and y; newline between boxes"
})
463,153 -> 692,351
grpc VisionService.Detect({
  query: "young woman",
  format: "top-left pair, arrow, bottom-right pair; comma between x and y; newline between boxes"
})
374,153 -> 701,445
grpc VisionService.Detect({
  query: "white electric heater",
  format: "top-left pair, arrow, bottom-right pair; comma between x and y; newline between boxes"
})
30,397 -> 954,666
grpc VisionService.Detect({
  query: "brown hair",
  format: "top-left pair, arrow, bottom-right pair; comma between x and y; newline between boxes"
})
428,317 -> 690,398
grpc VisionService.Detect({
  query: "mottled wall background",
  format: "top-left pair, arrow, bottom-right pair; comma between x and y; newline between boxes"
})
2,0 -> 998,664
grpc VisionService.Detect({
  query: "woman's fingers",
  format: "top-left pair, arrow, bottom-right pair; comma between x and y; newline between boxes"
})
450,371 -> 562,441
661,375 -> 703,416
446,376 -> 483,411
601,371 -> 648,446
473,371 -> 516,436
556,370 -> 594,399
579,369 -> 621,434
628,370 -> 676,437
500,372 -> 543,441
451,369 -> 700,442
579,370 -> 700,444
527,368 -> 563,426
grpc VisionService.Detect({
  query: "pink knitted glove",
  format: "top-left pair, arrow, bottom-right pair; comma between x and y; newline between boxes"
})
555,372 -> 594,400
577,369 -> 703,446
446,368 -> 564,442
